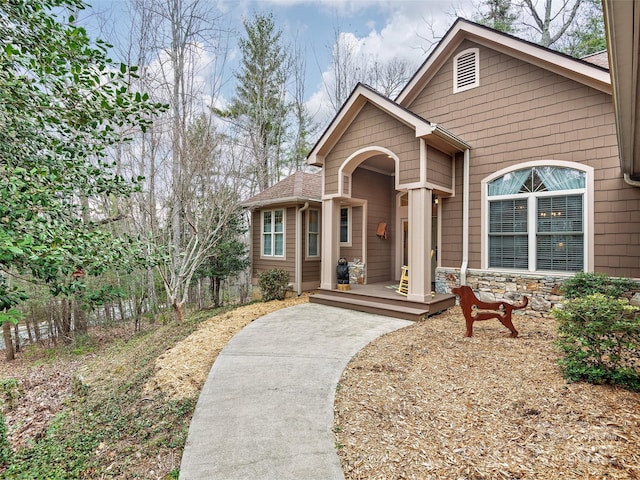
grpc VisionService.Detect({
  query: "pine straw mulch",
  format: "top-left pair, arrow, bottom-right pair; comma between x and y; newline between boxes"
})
334,307 -> 640,480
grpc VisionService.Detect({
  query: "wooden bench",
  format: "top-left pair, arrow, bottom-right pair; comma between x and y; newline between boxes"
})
451,285 -> 528,338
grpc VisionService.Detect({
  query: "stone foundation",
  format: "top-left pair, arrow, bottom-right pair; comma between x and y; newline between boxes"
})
348,259 -> 365,285
436,267 -> 574,317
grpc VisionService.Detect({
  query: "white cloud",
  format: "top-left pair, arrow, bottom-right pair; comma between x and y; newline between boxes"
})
304,0 -> 474,125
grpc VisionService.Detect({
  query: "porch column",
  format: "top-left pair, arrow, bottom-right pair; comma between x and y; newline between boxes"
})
407,187 -> 432,302
320,198 -> 340,290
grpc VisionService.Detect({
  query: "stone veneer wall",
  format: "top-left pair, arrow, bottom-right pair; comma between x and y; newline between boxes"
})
348,260 -> 365,285
436,267 -> 574,317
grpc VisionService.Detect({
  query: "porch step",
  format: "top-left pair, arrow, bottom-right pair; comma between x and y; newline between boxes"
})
309,290 -> 455,322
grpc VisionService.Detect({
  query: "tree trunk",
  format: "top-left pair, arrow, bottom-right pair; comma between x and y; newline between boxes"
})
48,300 -> 57,346
118,298 -> 126,323
13,322 -> 20,353
60,298 -> 72,342
172,300 -> 184,322
74,299 -> 87,334
212,276 -> 221,307
3,322 -> 14,361
26,307 -> 35,344
197,278 -> 204,310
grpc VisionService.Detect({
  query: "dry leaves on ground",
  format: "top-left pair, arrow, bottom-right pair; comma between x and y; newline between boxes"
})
335,307 -> 640,480
0,360 -> 83,450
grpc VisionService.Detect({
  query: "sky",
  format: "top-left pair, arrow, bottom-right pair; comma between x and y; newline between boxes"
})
84,0 -> 475,124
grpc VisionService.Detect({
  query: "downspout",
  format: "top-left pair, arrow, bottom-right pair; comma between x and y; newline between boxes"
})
296,202 -> 310,296
624,173 -> 640,187
460,149 -> 470,285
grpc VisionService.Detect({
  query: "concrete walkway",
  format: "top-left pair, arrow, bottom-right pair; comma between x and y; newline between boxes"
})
179,303 -> 412,480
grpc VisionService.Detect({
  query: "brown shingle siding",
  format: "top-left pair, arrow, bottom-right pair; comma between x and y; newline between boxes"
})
405,40 -> 640,275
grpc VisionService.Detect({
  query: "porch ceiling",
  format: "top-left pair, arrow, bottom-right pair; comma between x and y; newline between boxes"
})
362,154 -> 395,174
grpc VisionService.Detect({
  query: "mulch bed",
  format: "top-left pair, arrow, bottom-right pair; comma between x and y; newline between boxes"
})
334,307 -> 640,479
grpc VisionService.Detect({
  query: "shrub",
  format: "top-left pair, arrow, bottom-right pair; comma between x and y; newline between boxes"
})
0,411 -> 12,467
560,271 -> 639,300
258,269 -> 290,301
553,293 -> 640,391
0,379 -> 20,410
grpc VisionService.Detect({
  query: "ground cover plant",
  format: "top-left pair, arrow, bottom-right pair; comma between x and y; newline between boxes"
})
0,294 -> 310,478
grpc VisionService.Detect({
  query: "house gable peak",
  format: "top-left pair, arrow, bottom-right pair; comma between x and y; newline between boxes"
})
307,83 -> 469,167
397,18 -> 611,107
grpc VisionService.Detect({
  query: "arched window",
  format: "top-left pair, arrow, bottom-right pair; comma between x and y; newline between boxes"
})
485,166 -> 587,272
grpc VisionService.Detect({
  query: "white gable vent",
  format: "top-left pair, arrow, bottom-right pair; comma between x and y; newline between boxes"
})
453,48 -> 479,93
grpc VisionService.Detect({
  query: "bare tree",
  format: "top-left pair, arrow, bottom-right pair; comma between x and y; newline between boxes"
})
286,42 -> 318,176
469,0 -> 588,51
521,0 -> 583,48
322,21 -> 415,117
105,0 -> 242,322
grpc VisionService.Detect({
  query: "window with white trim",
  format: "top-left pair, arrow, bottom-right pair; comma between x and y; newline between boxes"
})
262,209 -> 284,257
453,48 -> 479,93
307,209 -> 320,257
340,207 -> 351,245
487,166 -> 586,272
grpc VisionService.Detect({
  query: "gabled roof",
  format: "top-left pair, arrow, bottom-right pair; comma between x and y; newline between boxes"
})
307,83 -> 470,167
581,51 -> 609,69
396,18 -> 611,107
602,0 -> 640,182
241,171 -> 322,209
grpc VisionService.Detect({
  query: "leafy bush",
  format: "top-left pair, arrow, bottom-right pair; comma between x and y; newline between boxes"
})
0,379 -> 20,410
0,411 -> 12,467
553,293 -> 640,391
560,271 -> 639,299
258,269 -> 290,301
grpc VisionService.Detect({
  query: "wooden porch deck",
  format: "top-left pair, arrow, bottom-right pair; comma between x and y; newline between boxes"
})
309,282 -> 456,322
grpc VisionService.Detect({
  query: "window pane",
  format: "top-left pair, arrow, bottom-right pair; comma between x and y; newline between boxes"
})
488,170 -> 531,195
309,234 -> 318,256
308,210 -> 319,233
263,211 -> 272,233
537,235 -> 583,271
340,208 -> 349,243
489,199 -> 528,233
536,167 -> 585,191
537,195 -> 583,271
263,233 -> 272,256
538,195 -> 583,233
489,235 -> 528,269
274,233 -> 284,256
274,210 -> 284,233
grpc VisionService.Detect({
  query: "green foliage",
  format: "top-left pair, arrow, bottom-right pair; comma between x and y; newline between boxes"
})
563,0 -> 606,57
0,0 -> 164,313
554,293 -> 640,391
0,378 -> 20,410
560,272 -> 639,300
476,0 -> 517,33
69,334 -> 96,356
0,277 -> 27,326
258,268 -> 290,301
195,210 -> 250,306
220,12 -> 290,191
0,411 -> 12,467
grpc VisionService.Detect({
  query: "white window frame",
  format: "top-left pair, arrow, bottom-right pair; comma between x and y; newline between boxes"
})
307,208 -> 320,258
481,161 -> 594,273
340,206 -> 352,246
261,209 -> 285,258
453,48 -> 480,93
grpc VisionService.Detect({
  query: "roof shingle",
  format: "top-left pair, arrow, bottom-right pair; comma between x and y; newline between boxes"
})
241,171 -> 322,209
